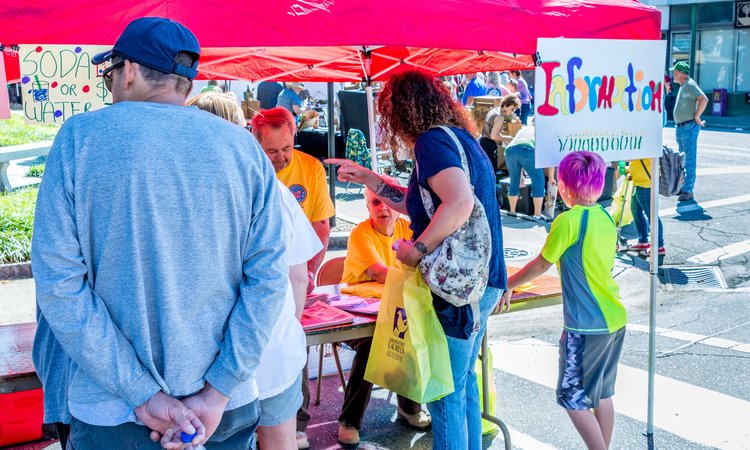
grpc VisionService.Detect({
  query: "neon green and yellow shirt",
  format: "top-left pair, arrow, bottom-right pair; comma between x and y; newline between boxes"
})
541,204 -> 626,334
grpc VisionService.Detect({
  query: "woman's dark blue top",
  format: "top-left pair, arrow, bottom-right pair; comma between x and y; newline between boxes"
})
406,126 -> 507,339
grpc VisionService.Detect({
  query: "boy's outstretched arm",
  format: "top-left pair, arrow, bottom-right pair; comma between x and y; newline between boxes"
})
497,255 -> 554,314
508,255 -> 554,290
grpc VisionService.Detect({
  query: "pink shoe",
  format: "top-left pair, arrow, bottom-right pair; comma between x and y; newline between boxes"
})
640,247 -> 666,257
626,242 -> 650,252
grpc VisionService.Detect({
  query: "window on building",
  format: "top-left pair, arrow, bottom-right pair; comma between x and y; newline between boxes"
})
697,2 -> 734,25
696,29 -> 736,91
670,5 -> 692,28
737,30 -> 750,92
671,31 -> 692,67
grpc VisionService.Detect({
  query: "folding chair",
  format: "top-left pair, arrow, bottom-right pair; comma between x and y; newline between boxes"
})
313,256 -> 348,404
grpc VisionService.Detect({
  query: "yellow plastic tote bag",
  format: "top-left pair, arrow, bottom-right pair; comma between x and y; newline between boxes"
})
474,347 -> 498,434
364,267 -> 454,403
608,178 -> 634,228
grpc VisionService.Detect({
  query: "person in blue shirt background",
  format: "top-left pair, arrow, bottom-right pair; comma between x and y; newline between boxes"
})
461,73 -> 486,107
277,81 -> 304,117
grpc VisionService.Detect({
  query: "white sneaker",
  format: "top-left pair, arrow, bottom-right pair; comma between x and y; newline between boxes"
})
296,431 -> 310,449
396,405 -> 432,430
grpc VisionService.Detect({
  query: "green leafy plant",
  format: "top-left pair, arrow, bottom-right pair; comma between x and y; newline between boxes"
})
26,164 -> 45,178
0,186 -> 38,263
0,112 -> 59,146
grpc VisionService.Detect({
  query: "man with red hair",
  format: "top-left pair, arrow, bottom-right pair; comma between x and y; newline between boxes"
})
251,107 -> 335,449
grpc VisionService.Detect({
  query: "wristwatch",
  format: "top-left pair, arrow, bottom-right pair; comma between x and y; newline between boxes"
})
413,241 -> 429,255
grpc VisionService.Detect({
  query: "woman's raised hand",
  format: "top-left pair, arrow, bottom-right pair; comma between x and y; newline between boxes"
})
324,158 -> 373,185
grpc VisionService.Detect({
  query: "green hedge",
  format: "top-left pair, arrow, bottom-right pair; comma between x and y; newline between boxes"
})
0,187 -> 37,263
0,112 -> 59,146
0,112 -> 57,263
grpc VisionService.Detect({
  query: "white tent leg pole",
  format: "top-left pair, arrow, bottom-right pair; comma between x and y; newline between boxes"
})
366,85 -> 377,171
327,82 -> 337,223
646,156 -> 660,436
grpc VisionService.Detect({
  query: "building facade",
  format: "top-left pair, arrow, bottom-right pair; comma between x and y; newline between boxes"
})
644,0 -> 750,116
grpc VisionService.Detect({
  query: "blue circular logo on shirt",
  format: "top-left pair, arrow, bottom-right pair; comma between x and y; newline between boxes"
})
289,184 -> 307,204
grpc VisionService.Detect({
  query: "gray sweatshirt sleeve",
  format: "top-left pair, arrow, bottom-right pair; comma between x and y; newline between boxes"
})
32,128 -> 162,408
204,146 -> 288,397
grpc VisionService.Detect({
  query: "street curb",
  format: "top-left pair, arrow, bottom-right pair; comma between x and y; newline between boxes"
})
705,124 -> 749,132
0,262 -> 32,280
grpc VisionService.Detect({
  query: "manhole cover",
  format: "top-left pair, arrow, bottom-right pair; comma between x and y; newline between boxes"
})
504,247 -> 536,260
659,266 -> 728,291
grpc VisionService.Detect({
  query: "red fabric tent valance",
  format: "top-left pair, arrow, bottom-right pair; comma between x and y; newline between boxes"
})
197,46 -> 534,82
1,1 -> 660,82
1,1 -> 660,54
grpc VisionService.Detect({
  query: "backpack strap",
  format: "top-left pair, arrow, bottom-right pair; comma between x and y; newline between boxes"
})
639,160 -> 652,180
415,126 -> 473,219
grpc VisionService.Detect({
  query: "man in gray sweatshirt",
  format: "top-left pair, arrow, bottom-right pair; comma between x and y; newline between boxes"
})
31,17 -> 287,449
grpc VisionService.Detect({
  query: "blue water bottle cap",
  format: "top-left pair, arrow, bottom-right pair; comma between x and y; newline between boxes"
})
181,431 -> 197,444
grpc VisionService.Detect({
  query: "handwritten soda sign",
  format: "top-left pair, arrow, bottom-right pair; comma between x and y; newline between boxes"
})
19,44 -> 112,124
533,38 -> 666,168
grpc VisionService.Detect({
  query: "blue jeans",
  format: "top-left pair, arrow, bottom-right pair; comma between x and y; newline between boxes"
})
631,186 -> 664,248
428,287 -> 501,450
505,145 -> 545,198
675,121 -> 699,193
520,103 -> 531,125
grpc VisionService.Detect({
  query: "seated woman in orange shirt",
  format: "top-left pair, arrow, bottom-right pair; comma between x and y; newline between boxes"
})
337,183 -> 431,446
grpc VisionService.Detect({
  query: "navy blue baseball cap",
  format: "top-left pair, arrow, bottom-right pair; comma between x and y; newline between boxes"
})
92,17 -> 200,80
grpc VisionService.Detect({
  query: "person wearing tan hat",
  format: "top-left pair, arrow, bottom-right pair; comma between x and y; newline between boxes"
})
671,61 -> 707,202
278,81 -> 305,116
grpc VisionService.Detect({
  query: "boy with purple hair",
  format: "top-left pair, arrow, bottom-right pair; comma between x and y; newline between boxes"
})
503,151 -> 627,450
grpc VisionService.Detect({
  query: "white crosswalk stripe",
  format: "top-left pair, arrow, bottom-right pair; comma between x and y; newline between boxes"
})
505,425 -> 558,450
696,166 -> 750,176
659,194 -> 750,217
627,322 -> 750,355
490,338 -> 750,449
686,239 -> 750,264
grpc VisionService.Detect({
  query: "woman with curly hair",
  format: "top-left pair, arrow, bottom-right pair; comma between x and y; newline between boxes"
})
326,70 -> 508,449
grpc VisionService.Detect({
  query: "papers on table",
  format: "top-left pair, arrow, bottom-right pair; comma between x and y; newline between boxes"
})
300,301 -> 355,331
330,296 -> 380,316
305,291 -> 381,316
305,292 -> 332,309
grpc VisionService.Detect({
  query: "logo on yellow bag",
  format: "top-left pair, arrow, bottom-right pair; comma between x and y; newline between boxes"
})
386,307 -> 408,362
392,307 -> 408,339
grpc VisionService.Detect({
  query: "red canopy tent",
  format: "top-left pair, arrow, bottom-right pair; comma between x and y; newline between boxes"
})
1,2 -> 663,447
1,0 -> 659,82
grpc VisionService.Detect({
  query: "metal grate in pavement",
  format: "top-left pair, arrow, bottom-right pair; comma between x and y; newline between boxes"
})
504,247 -> 536,260
659,265 -> 728,291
